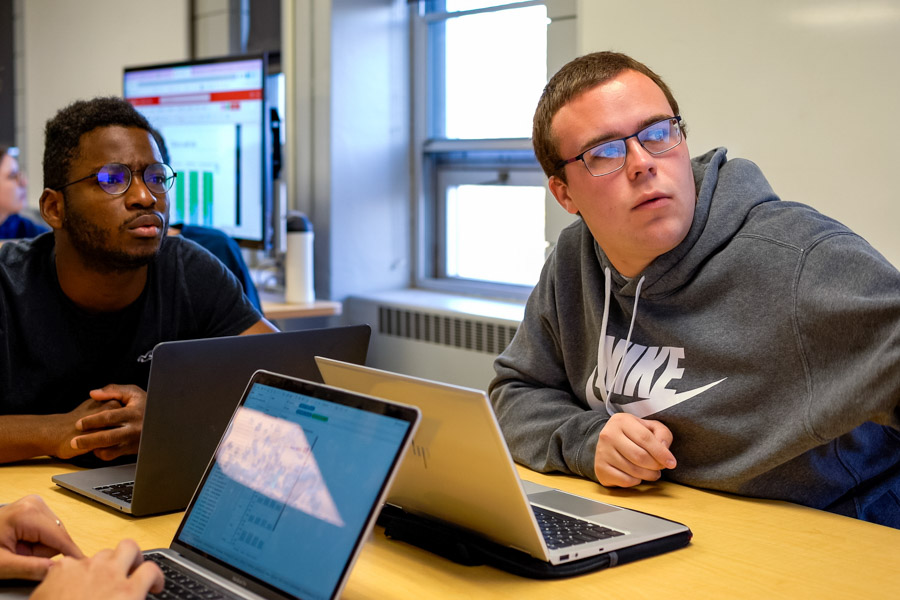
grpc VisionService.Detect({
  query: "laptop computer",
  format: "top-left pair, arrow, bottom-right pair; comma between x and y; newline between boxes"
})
143,369 -> 420,600
315,356 -> 691,567
52,325 -> 370,516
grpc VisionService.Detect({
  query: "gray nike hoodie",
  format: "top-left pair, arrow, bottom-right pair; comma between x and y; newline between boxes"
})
490,147 -> 900,515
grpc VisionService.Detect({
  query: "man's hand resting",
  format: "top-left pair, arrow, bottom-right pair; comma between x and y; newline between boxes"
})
52,398 -> 123,460
594,412 -> 677,487
70,384 -> 148,461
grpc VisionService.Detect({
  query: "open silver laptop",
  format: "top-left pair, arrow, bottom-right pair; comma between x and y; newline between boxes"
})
316,356 -> 690,566
143,369 -> 420,600
52,325 -> 370,516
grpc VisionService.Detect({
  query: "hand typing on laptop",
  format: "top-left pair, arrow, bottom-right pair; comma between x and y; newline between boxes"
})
0,495 -> 83,581
0,495 -> 162,599
69,384 -> 148,461
32,539 -> 163,600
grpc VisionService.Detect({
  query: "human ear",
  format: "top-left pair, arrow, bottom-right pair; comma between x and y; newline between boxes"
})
39,188 -> 64,230
548,175 -> 579,215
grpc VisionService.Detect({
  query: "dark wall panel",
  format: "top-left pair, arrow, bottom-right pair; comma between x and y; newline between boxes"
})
0,0 -> 15,144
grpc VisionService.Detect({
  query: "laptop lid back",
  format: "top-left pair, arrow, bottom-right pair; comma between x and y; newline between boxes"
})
131,325 -> 370,516
315,356 -> 549,559
168,370 -> 419,600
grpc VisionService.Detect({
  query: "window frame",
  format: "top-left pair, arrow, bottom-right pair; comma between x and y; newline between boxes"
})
410,0 -> 568,301
433,144 -> 548,289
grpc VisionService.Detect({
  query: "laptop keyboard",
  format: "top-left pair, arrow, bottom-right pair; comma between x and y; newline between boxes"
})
94,481 -> 134,503
144,552 -> 231,600
532,505 -> 625,550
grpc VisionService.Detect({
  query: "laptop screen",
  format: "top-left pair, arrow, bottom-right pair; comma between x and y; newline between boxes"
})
172,375 -> 415,600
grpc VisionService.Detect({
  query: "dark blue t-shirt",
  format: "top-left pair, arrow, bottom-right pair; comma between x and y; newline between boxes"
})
0,214 -> 49,239
177,224 -> 261,311
0,233 -> 262,415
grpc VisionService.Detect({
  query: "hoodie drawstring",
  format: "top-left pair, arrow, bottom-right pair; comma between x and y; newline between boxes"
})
595,267 -> 645,415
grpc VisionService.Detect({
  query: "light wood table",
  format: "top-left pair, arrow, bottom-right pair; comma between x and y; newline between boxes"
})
3,460 -> 898,598
260,298 -> 342,321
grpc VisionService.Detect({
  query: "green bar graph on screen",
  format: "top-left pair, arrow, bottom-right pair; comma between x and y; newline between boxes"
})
189,172 -> 199,223
173,170 -> 213,226
175,172 -> 186,223
203,172 -> 213,226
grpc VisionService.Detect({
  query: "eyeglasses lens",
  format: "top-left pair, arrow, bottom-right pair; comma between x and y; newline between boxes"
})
143,163 -> 175,194
585,142 -> 627,176
638,119 -> 680,153
97,164 -> 131,194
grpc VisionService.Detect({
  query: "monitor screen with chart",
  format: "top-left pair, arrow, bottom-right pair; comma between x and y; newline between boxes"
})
124,55 -> 273,248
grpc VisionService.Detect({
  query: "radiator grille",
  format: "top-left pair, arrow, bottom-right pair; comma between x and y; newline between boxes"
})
377,306 -> 518,355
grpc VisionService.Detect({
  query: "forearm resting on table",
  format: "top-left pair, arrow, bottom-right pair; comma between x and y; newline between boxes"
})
491,383 -> 610,479
0,413 -> 74,463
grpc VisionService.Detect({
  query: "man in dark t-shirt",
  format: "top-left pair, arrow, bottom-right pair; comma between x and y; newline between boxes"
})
0,97 -> 276,464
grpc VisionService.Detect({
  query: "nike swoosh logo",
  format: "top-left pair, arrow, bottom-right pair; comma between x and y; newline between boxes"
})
610,378 -> 727,418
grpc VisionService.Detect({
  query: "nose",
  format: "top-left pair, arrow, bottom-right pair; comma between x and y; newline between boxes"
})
623,137 -> 657,180
126,175 -> 160,209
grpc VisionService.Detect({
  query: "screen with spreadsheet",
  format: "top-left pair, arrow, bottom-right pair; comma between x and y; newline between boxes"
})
174,380 -> 413,600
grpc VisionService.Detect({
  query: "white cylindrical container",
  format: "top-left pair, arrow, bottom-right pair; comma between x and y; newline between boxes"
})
284,213 -> 315,304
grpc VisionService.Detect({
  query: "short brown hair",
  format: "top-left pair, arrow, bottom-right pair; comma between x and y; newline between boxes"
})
532,51 -> 684,181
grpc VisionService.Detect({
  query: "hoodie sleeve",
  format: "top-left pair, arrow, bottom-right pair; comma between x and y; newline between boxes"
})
489,245 -> 610,482
795,231 -> 900,440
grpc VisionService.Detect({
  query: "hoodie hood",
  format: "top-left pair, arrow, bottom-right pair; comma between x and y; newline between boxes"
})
594,147 -> 780,299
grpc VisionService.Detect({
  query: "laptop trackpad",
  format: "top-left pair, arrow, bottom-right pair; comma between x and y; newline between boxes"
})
528,490 -> 619,518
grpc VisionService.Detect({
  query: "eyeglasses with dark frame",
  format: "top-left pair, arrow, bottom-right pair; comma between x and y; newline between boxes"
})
56,162 -> 177,196
555,116 -> 684,177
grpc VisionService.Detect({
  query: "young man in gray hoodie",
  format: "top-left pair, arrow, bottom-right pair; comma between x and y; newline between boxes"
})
489,51 -> 900,528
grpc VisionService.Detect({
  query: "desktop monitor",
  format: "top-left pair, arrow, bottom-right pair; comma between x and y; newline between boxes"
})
123,54 -> 275,249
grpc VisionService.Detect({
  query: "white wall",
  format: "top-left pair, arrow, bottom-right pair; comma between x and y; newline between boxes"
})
284,0 -> 410,302
578,0 -> 900,266
19,0 -> 189,195
327,0 -> 410,300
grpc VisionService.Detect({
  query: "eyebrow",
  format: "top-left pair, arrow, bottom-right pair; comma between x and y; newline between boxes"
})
576,114 -> 675,156
85,160 -> 157,173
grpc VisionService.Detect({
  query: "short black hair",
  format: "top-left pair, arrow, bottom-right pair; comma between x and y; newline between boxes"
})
42,96 -> 152,190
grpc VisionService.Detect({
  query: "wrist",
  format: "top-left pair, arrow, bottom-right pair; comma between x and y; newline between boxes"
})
40,413 -> 80,459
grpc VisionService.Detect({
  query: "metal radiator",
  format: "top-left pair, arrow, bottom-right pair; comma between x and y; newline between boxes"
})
344,291 -> 523,391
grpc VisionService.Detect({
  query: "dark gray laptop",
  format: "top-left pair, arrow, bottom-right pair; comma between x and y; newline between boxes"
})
143,369 -> 419,599
52,325 -> 370,516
